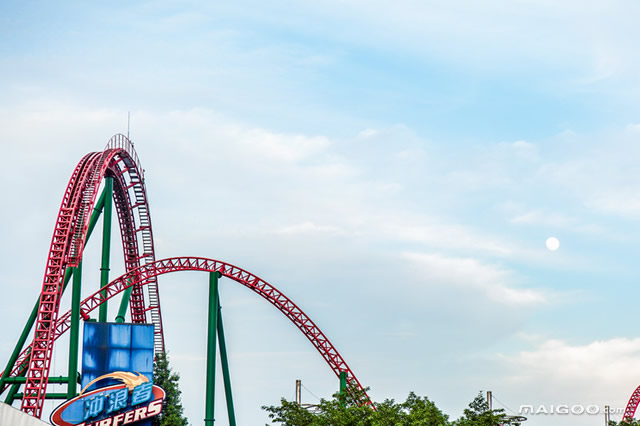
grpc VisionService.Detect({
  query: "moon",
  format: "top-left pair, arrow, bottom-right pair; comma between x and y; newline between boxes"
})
545,237 -> 560,251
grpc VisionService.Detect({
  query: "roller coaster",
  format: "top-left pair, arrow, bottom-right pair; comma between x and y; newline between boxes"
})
0,134 -> 370,424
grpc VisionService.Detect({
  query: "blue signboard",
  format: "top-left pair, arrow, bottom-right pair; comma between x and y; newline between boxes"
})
81,323 -> 154,394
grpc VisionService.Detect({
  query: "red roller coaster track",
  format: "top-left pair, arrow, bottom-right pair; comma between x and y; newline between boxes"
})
2,134 -> 371,418
624,385 -> 640,421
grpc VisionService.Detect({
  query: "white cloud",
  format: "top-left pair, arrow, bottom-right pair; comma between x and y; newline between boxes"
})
357,128 -> 378,139
306,162 -> 357,178
403,252 -> 546,305
261,0 -> 640,91
496,337 -> 640,424
510,140 -> 539,162
504,338 -> 640,383
275,221 -> 342,235
386,221 -> 515,257
533,129 -> 640,221
586,191 -> 640,219
510,209 -> 609,238
237,128 -> 330,163
510,210 -> 576,227
441,140 -> 541,192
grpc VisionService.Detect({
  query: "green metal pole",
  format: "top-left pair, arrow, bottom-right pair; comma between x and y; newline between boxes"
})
0,267 -> 73,394
5,383 -> 21,405
217,301 -> 236,426
4,368 -> 26,405
115,284 -> 133,323
13,392 -> 70,400
3,376 -> 68,384
68,262 -> 82,399
87,187 -> 107,238
339,371 -> 347,406
205,272 -> 220,425
99,177 -> 113,323
0,299 -> 40,393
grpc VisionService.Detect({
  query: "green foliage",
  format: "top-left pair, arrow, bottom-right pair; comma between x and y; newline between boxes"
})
152,352 -> 189,426
263,388 -> 448,425
401,392 -> 450,425
452,392 -> 521,426
264,389 -> 524,426
610,419 -> 640,426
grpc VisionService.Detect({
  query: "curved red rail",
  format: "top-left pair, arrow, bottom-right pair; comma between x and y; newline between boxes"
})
7,257 -> 373,410
624,385 -> 640,421
64,256 -> 371,406
18,135 -> 165,417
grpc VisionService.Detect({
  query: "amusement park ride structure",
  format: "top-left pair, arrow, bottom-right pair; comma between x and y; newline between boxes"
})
0,134 -> 370,424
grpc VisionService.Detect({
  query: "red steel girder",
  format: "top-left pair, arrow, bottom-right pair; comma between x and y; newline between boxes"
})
63,257 -> 371,406
6,257 -> 372,409
624,385 -> 640,421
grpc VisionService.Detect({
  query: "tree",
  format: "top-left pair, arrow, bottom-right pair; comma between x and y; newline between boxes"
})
610,419 -> 640,426
402,392 -> 450,425
453,392 -> 522,426
263,388 -> 449,425
263,398 -> 316,425
152,352 -> 189,426
264,389 -> 526,425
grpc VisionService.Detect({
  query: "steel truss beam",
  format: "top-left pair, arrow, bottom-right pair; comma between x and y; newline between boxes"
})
5,257 -> 372,410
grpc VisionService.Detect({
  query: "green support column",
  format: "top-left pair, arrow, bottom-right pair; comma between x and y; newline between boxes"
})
68,262 -> 83,399
3,376 -> 68,384
5,382 -> 22,404
115,284 -> 133,323
88,187 -> 107,238
0,268 -> 73,393
99,177 -> 113,323
205,272 -> 220,425
217,302 -> 236,426
339,371 -> 347,407
13,392 -> 70,400
4,369 -> 26,405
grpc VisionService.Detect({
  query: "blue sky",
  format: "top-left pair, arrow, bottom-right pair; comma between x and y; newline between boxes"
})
2,1 -> 640,425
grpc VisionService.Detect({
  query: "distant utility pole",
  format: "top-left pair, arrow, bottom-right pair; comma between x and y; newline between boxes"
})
296,379 -> 302,405
487,391 -> 492,410
604,405 -> 610,425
